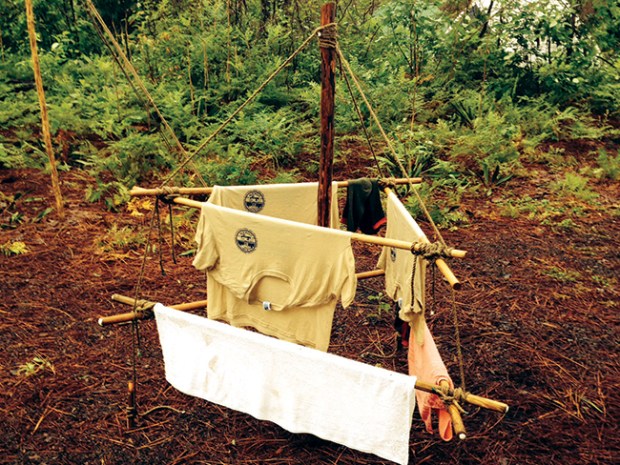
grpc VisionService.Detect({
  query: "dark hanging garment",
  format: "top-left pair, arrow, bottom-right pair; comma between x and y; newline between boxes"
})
342,178 -> 386,235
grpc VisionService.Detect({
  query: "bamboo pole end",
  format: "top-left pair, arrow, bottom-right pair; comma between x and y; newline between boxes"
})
97,317 -> 104,327
447,249 -> 467,259
130,186 -> 147,196
458,432 -> 467,440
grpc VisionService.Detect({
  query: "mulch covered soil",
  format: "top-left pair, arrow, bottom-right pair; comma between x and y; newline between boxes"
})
1,162 -> 618,465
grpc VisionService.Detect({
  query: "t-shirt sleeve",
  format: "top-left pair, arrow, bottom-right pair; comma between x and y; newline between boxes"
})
376,247 -> 387,271
191,205 -> 219,271
337,243 -> 358,308
207,186 -> 223,206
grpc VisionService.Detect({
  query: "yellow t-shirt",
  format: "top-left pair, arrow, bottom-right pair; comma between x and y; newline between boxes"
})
377,191 -> 427,344
192,203 -> 357,351
208,182 -> 340,227
205,279 -> 340,351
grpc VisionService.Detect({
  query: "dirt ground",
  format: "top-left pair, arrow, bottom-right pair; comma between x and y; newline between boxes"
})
0,154 -> 618,464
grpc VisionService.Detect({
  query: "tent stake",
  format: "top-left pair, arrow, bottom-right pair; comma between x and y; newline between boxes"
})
126,381 -> 137,429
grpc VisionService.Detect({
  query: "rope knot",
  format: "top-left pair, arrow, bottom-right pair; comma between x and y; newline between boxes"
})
158,186 -> 180,204
411,241 -> 454,260
162,186 -> 179,195
378,177 -> 397,190
317,23 -> 337,49
453,387 -> 469,403
433,386 -> 468,414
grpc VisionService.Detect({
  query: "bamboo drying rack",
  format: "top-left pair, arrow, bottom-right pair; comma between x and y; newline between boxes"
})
168,194 -> 466,289
128,177 -> 466,290
116,180 -> 487,433
93,0 -> 505,445
108,178 -> 475,437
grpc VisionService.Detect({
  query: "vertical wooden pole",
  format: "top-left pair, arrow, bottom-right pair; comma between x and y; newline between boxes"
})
25,0 -> 64,219
226,0 -> 231,83
317,2 -> 336,228
126,380 -> 137,428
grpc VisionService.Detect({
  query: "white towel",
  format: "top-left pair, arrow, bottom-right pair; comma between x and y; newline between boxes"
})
154,303 -> 417,465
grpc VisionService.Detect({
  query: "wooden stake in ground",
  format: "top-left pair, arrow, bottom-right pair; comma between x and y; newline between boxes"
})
317,2 -> 336,228
25,0 -> 64,219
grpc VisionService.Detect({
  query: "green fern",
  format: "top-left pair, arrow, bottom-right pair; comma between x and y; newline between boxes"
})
596,149 -> 620,181
550,172 -> 599,201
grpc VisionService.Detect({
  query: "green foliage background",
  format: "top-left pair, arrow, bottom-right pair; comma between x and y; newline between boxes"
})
0,0 -> 618,207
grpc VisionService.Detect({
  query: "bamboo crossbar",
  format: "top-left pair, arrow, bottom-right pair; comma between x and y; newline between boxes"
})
111,294 -> 154,308
98,296 -> 208,326
129,177 -> 423,197
101,297 -> 508,415
98,310 -> 151,326
356,269 -> 385,280
171,198 -> 467,261
415,380 -> 509,414
102,269 -> 386,325
349,232 -> 466,259
172,196 -> 464,289
382,187 -> 461,289
110,294 -> 210,311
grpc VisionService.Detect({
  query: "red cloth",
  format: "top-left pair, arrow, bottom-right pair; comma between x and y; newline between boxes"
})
408,323 -> 453,441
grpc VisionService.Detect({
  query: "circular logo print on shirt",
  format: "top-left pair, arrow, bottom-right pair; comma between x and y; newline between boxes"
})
390,247 -> 397,262
235,229 -> 257,253
244,190 -> 265,213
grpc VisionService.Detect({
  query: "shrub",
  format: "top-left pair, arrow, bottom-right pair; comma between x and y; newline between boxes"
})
195,143 -> 257,186
596,148 -> 620,180
550,172 -> 599,202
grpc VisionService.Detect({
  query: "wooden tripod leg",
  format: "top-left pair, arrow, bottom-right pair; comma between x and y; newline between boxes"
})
440,380 -> 466,440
